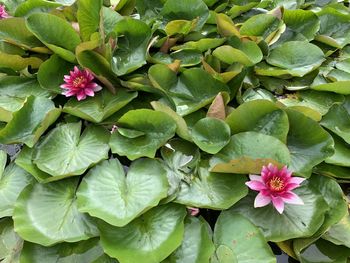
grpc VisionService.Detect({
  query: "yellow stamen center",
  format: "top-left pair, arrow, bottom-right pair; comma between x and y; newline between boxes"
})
73,76 -> 85,87
269,177 -> 284,191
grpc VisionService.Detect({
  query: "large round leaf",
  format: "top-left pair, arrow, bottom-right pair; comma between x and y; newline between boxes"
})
13,178 -> 99,246
26,13 -> 81,62
230,183 -> 328,242
98,203 -> 186,263
111,18 -> 152,76
20,238 -> 116,263
225,100 -> 289,143
165,216 -> 215,263
266,41 -> 324,76
0,163 -> 33,218
63,89 -> 137,123
286,109 -> 334,176
174,161 -> 248,209
0,95 -> 61,147
77,158 -> 169,227
0,218 -> 23,263
210,131 -> 291,172
191,117 -> 231,154
109,109 -> 176,160
214,212 -> 275,263
33,122 -> 110,178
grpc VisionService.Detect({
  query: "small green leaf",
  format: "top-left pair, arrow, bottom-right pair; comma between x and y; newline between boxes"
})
109,109 -> 176,160
191,117 -> 230,154
77,0 -> 102,41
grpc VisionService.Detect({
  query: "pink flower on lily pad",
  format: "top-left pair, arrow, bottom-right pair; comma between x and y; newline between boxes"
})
245,163 -> 305,214
60,66 -> 101,101
0,4 -> 9,19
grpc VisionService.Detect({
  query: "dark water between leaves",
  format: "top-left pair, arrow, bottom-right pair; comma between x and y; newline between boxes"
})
0,144 -> 320,262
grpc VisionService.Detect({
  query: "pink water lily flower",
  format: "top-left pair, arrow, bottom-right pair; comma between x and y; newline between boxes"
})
245,163 -> 305,214
0,5 -> 9,19
60,66 -> 101,101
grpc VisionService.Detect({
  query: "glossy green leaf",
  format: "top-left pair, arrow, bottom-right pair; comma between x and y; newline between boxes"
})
325,133 -> 350,166
226,100 -> 289,142
77,0 -> 102,41
316,7 -> 350,48
0,51 -> 42,71
109,109 -> 176,160
77,158 -> 168,227
14,0 -> 62,17
0,96 -> 25,122
0,96 -> 61,147
323,214 -> 350,248
286,109 -> 334,176
321,103 -> 350,144
175,160 -> 248,209
213,41 -> 263,66
230,183 -> 328,242
63,89 -> 137,123
211,132 -> 291,170
214,212 -> 276,263
172,38 -> 225,52
20,238 -> 115,263
37,54 -> 74,93
0,218 -> 23,263
111,18 -> 152,76
33,122 -> 110,178
0,76 -> 51,98
26,13 -> 81,62
0,163 -> 33,218
0,17 -> 44,51
161,0 -> 209,31
314,163 -> 350,179
165,216 -> 215,263
311,81 -> 350,95
240,14 -> 282,39
13,178 -> 99,246
191,117 -> 230,154
265,41 -> 324,77
98,203 -> 187,263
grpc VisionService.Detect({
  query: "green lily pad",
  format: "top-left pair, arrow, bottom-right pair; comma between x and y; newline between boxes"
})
0,96 -> 61,147
165,216 -> 215,263
14,0 -> 62,17
0,51 -> 42,71
265,41 -> 324,77
240,14 -> 282,39
0,218 -> 23,263
77,158 -> 168,227
63,89 -> 138,123
174,160 -> 248,209
33,122 -> 110,178
211,132 -> 291,169
0,96 -> 25,122
13,178 -> 99,246
109,109 -> 176,160
37,54 -> 74,93
230,183 -> 328,242
325,133 -> 350,167
323,214 -> 350,248
191,117 -> 230,154
172,38 -> 226,52
286,109 -> 334,176
20,238 -> 115,263
98,203 -> 187,263
214,212 -> 276,263
26,13 -> 81,62
161,0 -> 209,31
77,0 -> 102,41
0,162 -> 33,218
0,76 -> 51,98
321,103 -> 350,144
111,18 -> 152,76
226,100 -> 289,143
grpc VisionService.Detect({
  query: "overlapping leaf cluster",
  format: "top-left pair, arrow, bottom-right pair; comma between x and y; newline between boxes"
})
0,0 -> 350,262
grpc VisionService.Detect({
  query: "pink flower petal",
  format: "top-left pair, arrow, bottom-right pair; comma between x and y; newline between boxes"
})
254,193 -> 271,208
245,180 -> 266,191
84,89 -> 95,97
93,85 -> 102,92
271,197 -> 284,214
249,174 -> 263,182
284,183 -> 301,191
281,192 -> 304,205
77,91 -> 86,101
289,177 -> 306,185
